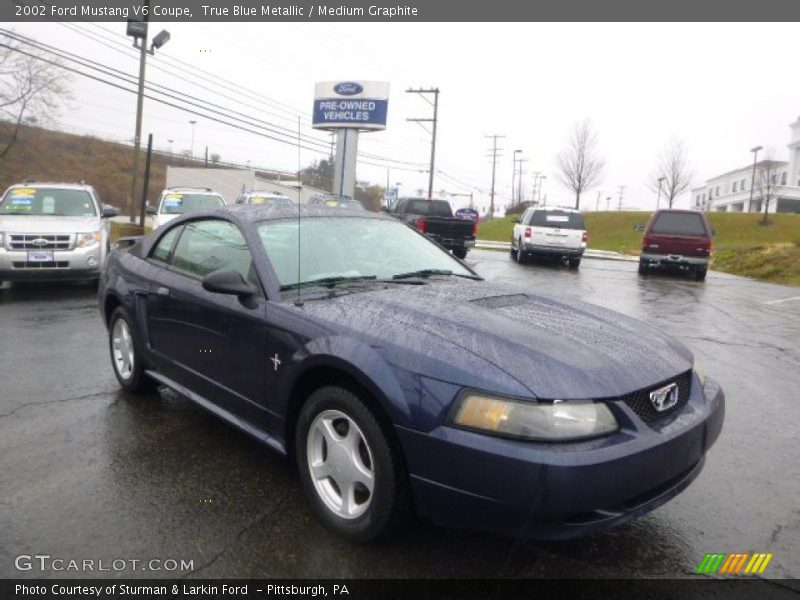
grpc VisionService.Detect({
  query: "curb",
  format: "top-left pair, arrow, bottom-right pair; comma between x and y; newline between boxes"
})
475,240 -> 638,262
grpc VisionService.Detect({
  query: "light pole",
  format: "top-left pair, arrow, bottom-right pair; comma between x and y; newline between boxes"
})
656,176 -> 665,209
512,150 -> 521,205
748,145 -> 762,212
167,139 -> 174,154
536,174 -> 546,204
126,7 -> 170,224
189,120 -> 197,159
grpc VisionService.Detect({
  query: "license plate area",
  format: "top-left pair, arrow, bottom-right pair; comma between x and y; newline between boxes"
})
27,250 -> 54,262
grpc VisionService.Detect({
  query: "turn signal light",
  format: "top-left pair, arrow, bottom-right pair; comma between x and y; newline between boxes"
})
414,217 -> 426,233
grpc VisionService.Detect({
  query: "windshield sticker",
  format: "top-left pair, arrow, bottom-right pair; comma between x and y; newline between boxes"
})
9,196 -> 33,205
13,188 -> 36,196
326,201 -> 340,206
546,215 -> 569,222
250,197 -> 267,204
164,198 -> 183,206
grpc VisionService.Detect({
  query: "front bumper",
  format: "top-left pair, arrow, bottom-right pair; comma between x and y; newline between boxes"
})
0,245 -> 103,281
397,376 -> 724,539
640,252 -> 709,268
520,242 -> 585,258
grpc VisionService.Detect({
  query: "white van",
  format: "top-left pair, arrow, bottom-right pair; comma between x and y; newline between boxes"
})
511,206 -> 587,269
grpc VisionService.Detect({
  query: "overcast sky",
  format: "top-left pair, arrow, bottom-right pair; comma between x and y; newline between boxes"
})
10,21 -> 800,212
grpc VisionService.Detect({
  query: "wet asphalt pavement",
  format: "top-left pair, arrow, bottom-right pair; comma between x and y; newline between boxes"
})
1,250 -> 798,580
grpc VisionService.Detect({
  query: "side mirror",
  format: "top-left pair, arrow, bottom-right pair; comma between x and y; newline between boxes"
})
146,206 -> 158,215
513,218 -> 521,224
202,270 -> 258,298
101,205 -> 120,218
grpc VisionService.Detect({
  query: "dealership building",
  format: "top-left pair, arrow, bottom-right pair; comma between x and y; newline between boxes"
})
691,117 -> 800,213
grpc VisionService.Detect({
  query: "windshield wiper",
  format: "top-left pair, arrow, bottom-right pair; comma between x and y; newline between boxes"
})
391,269 -> 482,280
280,275 -> 377,291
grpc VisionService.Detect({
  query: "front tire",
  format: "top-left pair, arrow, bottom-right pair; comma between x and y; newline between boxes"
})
295,386 -> 409,542
694,267 -> 707,281
568,258 -> 581,269
638,259 -> 648,276
108,306 -> 157,393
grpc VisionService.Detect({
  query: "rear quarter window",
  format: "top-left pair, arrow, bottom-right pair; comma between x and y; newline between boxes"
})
649,213 -> 707,236
530,210 -> 585,230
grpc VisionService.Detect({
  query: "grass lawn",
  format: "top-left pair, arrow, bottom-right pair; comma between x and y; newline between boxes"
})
478,211 -> 800,286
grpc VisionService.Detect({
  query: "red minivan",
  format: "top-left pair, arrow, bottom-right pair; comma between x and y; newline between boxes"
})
638,209 -> 713,280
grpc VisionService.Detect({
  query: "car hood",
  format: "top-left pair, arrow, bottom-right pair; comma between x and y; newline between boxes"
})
0,215 -> 100,233
300,280 -> 693,400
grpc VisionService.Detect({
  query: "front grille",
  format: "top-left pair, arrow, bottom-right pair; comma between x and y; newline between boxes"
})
12,261 -> 69,269
9,233 -> 72,250
619,370 -> 692,424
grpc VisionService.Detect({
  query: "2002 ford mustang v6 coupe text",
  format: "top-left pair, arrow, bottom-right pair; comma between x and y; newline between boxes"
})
98,206 -> 724,541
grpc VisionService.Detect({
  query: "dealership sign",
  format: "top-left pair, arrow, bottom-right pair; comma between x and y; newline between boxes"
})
312,81 -> 389,130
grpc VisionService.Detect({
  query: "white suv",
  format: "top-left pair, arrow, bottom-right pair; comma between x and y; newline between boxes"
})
0,182 -> 118,285
148,187 -> 226,229
511,206 -> 587,269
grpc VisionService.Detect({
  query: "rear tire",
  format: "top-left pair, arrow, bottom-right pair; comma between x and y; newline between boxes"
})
295,386 -> 409,542
638,259 -> 648,276
568,258 -> 581,270
694,267 -> 707,281
452,249 -> 468,260
108,306 -> 157,393
516,240 -> 527,264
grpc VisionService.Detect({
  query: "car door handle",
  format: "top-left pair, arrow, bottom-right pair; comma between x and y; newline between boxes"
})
156,286 -> 170,297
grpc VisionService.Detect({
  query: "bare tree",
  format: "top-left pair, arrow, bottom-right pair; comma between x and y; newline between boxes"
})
555,120 -> 604,210
0,36 -> 71,159
755,150 -> 783,225
651,139 -> 693,208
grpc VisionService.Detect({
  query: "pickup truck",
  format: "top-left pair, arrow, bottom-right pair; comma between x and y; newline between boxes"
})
387,198 -> 476,259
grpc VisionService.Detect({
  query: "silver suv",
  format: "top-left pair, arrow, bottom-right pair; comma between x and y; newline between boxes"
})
0,182 -> 118,285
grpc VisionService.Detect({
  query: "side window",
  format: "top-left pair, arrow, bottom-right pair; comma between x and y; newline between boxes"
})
170,220 -> 254,281
150,226 -> 182,264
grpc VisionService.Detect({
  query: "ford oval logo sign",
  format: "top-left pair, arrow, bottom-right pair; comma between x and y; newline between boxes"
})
334,82 -> 363,96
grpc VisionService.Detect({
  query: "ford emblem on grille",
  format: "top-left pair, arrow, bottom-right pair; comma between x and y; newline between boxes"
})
334,82 -> 363,95
649,382 -> 678,412
31,238 -> 49,246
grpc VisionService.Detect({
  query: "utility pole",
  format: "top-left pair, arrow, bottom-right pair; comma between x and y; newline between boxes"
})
485,134 -> 504,220
749,145 -> 762,212
512,150 -> 521,205
617,185 -> 626,211
406,87 -> 440,200
595,190 -> 602,212
189,120 -> 197,159
517,159 -> 528,205
606,196 -> 612,211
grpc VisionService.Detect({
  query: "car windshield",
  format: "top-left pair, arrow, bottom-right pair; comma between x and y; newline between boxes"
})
0,187 -> 97,216
402,200 -> 453,217
531,210 -> 585,230
248,195 -> 293,207
160,193 -> 225,214
650,212 -> 707,236
258,216 -> 474,289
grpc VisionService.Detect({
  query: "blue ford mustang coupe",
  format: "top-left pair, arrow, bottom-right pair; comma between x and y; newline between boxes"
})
98,206 -> 724,541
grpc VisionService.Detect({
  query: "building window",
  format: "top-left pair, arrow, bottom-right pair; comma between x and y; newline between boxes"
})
781,172 -> 787,185
742,179 -> 747,190
732,182 -> 738,192
716,186 -> 720,196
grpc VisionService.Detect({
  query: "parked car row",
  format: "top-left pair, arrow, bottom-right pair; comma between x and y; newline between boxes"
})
507,206 -> 714,280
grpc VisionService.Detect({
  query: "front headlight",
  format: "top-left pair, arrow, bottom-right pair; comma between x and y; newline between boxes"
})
694,360 -> 706,387
76,231 -> 102,247
451,391 -> 618,441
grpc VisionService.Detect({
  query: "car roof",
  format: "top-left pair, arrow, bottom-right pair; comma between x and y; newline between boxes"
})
244,190 -> 292,198
161,187 -> 222,195
530,206 -> 581,214
6,182 -> 94,191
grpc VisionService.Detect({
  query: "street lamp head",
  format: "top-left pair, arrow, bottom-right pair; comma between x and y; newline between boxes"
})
126,19 -> 147,40
151,30 -> 171,51
658,176 -> 665,183
751,145 -> 763,153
